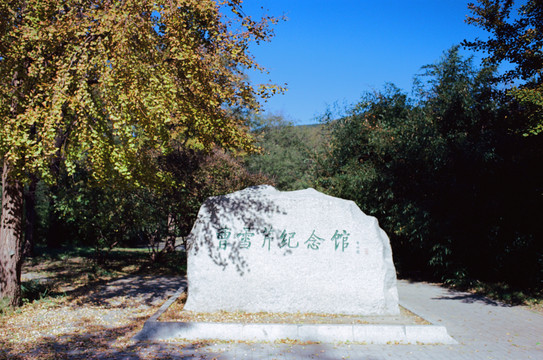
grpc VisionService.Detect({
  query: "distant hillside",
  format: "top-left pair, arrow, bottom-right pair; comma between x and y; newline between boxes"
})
244,122 -> 329,191
292,123 -> 328,150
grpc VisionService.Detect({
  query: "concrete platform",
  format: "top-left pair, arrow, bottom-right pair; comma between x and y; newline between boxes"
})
133,284 -> 457,344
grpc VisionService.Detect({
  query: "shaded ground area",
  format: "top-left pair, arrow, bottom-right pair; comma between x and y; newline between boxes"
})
0,274 -> 186,360
0,251 -> 190,360
2,252 -> 543,359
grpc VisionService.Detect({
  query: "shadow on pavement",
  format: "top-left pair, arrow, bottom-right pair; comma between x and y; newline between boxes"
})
432,289 -> 513,307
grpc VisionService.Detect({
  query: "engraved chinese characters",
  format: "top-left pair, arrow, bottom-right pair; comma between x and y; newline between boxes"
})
184,185 -> 399,315
215,227 -> 349,252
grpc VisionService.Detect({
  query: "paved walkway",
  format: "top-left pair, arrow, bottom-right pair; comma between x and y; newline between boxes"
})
155,280 -> 543,359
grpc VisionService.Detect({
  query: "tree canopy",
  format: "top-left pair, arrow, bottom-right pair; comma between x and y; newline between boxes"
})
464,0 -> 543,134
0,0 -> 283,184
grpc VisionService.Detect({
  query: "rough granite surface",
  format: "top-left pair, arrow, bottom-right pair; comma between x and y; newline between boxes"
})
184,185 -> 399,315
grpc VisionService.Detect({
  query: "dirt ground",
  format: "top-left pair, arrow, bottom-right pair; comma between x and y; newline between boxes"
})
0,255 -> 189,360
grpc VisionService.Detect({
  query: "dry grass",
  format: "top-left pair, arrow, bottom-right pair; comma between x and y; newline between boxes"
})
159,292 -> 431,325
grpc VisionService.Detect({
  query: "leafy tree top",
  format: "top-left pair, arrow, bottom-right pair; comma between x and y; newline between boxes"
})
463,0 -> 543,83
0,0 -> 284,185
463,1 -> 543,134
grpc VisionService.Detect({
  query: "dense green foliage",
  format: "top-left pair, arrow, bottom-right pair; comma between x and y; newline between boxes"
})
317,47 -> 543,289
33,147 -> 269,259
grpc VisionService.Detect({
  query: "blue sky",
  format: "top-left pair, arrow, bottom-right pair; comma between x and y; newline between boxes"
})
242,0 -> 495,125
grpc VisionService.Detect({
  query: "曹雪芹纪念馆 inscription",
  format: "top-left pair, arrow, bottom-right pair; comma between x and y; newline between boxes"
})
184,185 -> 399,316
214,227 -> 349,252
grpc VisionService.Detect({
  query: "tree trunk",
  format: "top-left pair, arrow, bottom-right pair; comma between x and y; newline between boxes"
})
23,176 -> 37,258
0,161 -> 24,307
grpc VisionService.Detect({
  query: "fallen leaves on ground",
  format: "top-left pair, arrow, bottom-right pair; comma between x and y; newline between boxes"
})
0,254 -> 187,359
159,292 -> 430,325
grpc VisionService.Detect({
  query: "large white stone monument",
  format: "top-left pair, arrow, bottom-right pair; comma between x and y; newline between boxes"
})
184,185 -> 399,315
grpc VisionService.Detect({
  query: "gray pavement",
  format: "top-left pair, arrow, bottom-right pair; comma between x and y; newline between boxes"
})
155,279 -> 543,359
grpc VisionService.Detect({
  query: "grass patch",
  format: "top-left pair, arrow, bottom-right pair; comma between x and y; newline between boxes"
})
21,279 -> 52,303
0,298 -> 11,316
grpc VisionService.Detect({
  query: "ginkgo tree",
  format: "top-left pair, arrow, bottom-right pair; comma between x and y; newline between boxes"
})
0,0 -> 283,306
